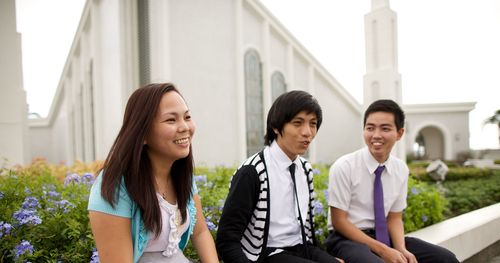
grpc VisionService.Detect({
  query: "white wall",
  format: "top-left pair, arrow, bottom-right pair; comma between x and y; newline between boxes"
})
0,0 -> 30,166
405,103 -> 475,160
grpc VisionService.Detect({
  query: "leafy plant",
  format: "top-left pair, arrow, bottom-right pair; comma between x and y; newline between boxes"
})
0,167 -> 97,262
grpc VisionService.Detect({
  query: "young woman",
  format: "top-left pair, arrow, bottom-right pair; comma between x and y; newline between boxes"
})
88,83 -> 218,263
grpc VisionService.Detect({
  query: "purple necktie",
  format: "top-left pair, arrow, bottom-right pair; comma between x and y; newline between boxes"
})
374,165 -> 390,246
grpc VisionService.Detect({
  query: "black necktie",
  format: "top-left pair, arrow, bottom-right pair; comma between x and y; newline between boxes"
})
289,163 -> 309,257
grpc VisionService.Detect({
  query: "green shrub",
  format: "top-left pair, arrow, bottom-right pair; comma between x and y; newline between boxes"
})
0,168 -> 96,262
404,178 -> 447,232
1,161 -> 495,262
410,166 -> 494,181
442,170 -> 500,217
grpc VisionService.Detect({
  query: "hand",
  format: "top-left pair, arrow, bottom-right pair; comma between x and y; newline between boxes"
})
399,248 -> 417,263
379,246 -> 408,263
335,257 -> 345,263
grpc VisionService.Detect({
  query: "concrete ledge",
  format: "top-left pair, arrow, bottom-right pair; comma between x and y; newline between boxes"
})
407,203 -> 500,262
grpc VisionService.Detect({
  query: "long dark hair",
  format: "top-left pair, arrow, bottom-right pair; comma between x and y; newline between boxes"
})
99,83 -> 193,237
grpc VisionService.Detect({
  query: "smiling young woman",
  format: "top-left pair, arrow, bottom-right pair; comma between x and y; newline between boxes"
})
87,83 -> 218,263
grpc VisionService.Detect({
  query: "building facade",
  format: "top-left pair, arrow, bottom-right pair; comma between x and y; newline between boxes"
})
1,0 -> 475,166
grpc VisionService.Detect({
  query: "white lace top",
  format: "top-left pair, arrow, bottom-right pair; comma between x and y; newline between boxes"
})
144,194 -> 190,257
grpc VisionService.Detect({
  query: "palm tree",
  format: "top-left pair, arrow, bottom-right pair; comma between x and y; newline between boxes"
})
483,109 -> 500,146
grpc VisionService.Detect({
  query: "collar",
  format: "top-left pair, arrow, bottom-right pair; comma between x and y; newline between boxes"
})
362,147 -> 393,176
269,141 -> 300,172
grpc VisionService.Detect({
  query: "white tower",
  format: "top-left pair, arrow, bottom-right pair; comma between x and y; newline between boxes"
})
0,0 -> 30,166
363,0 -> 405,160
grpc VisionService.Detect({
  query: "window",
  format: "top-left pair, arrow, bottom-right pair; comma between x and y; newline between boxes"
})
271,71 -> 286,102
244,49 -> 264,157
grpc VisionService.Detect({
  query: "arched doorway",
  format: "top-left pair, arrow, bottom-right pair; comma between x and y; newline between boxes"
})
413,126 -> 445,160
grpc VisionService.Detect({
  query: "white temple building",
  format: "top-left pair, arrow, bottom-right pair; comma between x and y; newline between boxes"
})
0,0 -> 475,166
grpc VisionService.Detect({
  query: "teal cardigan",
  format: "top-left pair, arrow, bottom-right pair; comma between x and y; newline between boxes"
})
88,172 -> 197,263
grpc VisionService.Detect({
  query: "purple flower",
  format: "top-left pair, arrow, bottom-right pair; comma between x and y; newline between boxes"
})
421,215 -> 428,222
410,187 -> 419,195
47,190 -> 61,199
0,191 -> 4,199
90,247 -> 99,263
22,197 -> 41,210
205,218 -> 217,231
315,228 -> 324,236
82,173 -> 95,185
195,175 -> 207,183
312,169 -> 321,175
13,209 -> 42,225
14,240 -> 34,259
0,221 -> 12,238
64,173 -> 81,185
54,200 -> 75,213
312,200 -> 324,215
323,189 -> 329,199
24,187 -> 31,194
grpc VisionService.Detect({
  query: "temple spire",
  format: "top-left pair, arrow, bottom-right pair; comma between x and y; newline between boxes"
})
371,0 -> 390,11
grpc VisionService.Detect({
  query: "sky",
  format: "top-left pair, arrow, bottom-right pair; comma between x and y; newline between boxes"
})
15,0 -> 500,150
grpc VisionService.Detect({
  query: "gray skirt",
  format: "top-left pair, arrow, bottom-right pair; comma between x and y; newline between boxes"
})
138,251 -> 197,263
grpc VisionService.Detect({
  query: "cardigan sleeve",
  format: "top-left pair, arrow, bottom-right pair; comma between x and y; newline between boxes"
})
88,172 -> 133,218
216,165 -> 259,263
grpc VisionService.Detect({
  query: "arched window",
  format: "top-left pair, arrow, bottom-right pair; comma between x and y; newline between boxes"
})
244,49 -> 264,157
271,71 -> 286,102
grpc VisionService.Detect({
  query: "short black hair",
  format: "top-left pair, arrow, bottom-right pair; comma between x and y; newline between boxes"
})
364,99 -> 405,130
264,90 -> 322,145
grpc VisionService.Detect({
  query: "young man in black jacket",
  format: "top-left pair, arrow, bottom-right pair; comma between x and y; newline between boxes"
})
216,90 -> 343,263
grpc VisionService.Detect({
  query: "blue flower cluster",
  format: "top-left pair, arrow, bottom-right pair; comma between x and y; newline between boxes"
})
312,200 -> 324,216
0,221 -> 12,238
14,240 -> 34,259
13,208 -> 42,226
1,171 -> 97,262
90,247 -> 99,263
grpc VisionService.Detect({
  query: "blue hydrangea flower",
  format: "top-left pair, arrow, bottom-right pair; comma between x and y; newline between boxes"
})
24,187 -> 31,194
0,191 -> 4,199
323,189 -> 329,199
54,200 -> 75,213
312,200 -> 324,215
64,173 -> 81,185
410,187 -> 419,195
312,169 -> 321,175
421,215 -> 428,222
82,173 -> 95,185
13,209 -> 42,225
14,240 -> 34,259
21,197 -> 41,210
47,190 -> 61,199
0,221 -> 13,238
315,228 -> 324,236
206,219 -> 217,231
90,247 -> 99,263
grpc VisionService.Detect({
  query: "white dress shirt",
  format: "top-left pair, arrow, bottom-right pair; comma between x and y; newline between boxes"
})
265,141 -> 310,247
327,147 -> 409,230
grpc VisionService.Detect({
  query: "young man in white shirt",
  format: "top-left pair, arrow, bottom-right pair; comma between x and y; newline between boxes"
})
326,99 -> 458,263
217,90 -> 343,263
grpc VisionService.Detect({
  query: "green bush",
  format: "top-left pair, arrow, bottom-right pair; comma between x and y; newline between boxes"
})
0,168 -> 96,262
442,170 -> 500,217
404,178 -> 447,232
410,166 -> 494,181
1,161 -> 496,262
